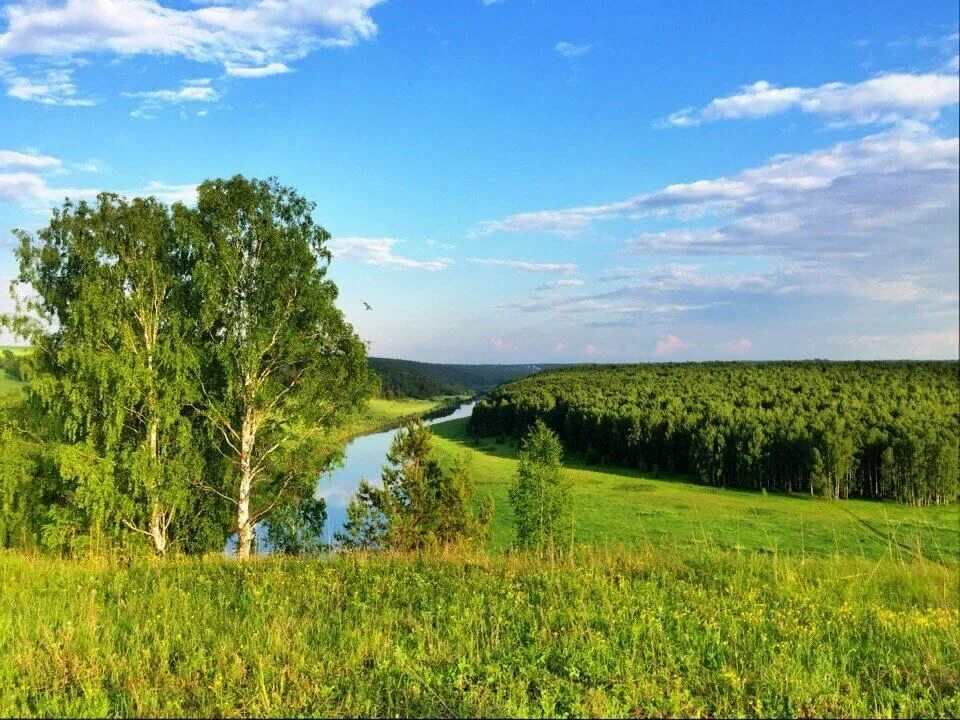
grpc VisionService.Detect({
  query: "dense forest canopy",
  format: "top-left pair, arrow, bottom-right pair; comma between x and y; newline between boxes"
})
369,357 -> 548,399
471,362 -> 960,505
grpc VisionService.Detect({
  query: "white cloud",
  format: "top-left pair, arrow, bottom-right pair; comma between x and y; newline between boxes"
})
330,237 -> 453,271
0,0 -> 384,101
718,338 -> 752,354
0,149 -> 61,171
125,77 -> 219,115
490,336 -> 517,352
481,124 -> 959,239
654,334 -> 689,356
0,63 -> 96,105
136,181 -> 196,205
842,331 -> 959,359
0,171 -> 98,204
469,258 -> 577,274
555,41 -> 591,58
538,278 -> 584,290
0,0 -> 384,65
656,72 -> 959,127
225,62 -> 291,78
0,154 -> 196,207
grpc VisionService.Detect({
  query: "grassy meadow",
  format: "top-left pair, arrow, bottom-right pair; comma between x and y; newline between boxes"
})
327,395 -> 472,446
431,418 -> 959,563
1,548 -> 957,718
2,359 -> 958,717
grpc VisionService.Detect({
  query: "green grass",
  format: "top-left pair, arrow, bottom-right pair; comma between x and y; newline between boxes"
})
0,346 -> 28,399
331,395 -> 471,443
0,374 -> 19,398
0,548 -> 956,717
431,418 -> 959,562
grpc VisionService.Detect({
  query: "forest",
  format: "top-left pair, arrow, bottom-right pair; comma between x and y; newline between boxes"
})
470,362 -> 960,505
369,357 -> 544,398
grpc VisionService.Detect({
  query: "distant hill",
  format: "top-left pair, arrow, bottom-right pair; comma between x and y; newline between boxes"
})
369,357 -> 550,399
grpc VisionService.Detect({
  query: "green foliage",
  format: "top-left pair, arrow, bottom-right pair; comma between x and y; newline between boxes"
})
0,349 -> 23,384
430,417 -> 958,560
0,549 -> 956,717
188,175 -> 375,558
369,358 -> 466,399
337,419 -> 491,550
0,407 -> 43,551
509,420 -> 573,553
265,496 -> 328,556
472,362 -> 960,505
0,177 -> 375,558
2,194 -> 204,555
369,356 -> 546,396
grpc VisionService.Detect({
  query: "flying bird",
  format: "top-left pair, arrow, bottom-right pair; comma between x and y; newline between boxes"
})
363,301 -> 373,311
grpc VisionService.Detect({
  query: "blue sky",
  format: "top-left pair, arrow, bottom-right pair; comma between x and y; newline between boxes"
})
1,0 -> 958,362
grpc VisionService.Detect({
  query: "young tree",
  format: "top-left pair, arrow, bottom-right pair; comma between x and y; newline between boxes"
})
336,419 -> 492,551
265,495 -> 328,555
4,194 -> 199,554
188,176 -> 374,559
509,420 -> 573,553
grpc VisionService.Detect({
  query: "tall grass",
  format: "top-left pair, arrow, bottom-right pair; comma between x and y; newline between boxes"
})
1,547 -> 957,717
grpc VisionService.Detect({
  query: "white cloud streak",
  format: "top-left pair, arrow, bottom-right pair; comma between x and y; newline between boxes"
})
656,72 -> 959,128
225,62 -> 291,78
330,237 -> 454,271
479,124 -> 959,239
0,149 -> 61,171
538,278 -> 584,290
469,258 -> 577,274
555,41 -> 591,58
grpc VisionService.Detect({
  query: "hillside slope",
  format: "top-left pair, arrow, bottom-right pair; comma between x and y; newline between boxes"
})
369,357 -> 549,398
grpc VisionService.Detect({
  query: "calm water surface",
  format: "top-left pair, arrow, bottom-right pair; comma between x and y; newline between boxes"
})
317,400 -> 477,542
226,399 -> 476,554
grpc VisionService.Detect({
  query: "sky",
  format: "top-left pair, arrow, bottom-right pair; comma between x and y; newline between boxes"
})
1,0 -> 958,363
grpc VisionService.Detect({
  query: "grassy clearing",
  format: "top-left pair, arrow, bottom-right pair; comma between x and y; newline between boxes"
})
431,418 -> 959,562
0,346 -> 28,399
332,395 -> 471,442
0,548 -> 956,717
0,374 -> 19,398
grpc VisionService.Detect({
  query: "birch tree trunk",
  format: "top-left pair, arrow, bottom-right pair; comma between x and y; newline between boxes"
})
235,410 -> 257,559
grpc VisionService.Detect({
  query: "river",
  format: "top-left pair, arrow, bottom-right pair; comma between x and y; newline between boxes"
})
317,399 -> 477,542
226,399 -> 477,554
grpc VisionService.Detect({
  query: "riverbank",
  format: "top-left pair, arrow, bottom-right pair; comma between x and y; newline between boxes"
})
1,547 -> 955,717
334,394 -> 473,442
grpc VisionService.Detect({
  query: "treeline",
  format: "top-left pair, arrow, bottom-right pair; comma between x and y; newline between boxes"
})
0,176 -> 374,557
471,362 -> 960,505
369,358 -> 467,399
370,357 -> 545,397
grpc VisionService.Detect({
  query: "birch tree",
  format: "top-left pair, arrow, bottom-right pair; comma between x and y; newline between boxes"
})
189,175 -> 373,559
5,194 -> 198,554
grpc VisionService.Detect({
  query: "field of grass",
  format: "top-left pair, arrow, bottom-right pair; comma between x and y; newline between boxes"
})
431,418 -> 959,562
0,548 -> 956,717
